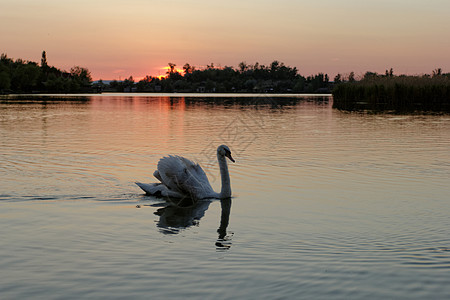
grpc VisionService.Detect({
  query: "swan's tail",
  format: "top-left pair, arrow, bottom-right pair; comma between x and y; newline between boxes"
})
135,182 -> 163,195
135,182 -> 184,199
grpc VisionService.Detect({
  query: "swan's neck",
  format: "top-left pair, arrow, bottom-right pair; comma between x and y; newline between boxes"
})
218,154 -> 231,198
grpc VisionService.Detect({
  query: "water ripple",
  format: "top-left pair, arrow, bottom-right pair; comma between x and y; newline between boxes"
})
2,96 -> 450,299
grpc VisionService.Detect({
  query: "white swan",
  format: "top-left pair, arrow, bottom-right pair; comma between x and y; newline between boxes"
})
136,145 -> 234,201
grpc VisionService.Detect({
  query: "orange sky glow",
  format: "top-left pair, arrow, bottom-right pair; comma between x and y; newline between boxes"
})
1,0 -> 449,81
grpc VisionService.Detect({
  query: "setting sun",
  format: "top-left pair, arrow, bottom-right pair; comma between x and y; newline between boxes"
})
158,65 -> 185,79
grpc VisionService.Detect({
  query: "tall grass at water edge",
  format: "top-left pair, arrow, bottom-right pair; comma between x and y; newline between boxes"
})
332,76 -> 450,112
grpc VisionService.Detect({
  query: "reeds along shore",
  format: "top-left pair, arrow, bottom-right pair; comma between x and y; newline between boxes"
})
332,76 -> 450,112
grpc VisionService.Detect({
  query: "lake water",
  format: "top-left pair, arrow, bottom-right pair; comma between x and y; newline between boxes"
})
1,94 -> 450,299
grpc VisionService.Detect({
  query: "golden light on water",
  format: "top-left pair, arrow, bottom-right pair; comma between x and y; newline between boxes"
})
2,95 -> 450,298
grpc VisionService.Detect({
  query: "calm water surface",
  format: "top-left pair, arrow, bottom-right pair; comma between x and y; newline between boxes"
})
1,94 -> 450,299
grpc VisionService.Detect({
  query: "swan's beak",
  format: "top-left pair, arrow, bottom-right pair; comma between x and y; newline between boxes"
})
226,152 -> 235,163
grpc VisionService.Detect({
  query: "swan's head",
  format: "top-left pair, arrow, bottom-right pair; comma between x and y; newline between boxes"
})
217,145 -> 235,163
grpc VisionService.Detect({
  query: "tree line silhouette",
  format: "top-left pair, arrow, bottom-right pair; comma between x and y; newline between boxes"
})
101,61 -> 332,93
0,52 -> 331,94
0,52 -> 92,93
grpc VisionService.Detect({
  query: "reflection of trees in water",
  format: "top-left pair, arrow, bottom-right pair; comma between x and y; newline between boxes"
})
153,198 -> 233,249
182,96 -> 330,109
0,95 -> 91,104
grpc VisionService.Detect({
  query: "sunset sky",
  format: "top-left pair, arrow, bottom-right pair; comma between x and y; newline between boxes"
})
1,0 -> 449,80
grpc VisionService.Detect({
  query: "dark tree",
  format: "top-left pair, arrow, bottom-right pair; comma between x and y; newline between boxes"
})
432,68 -> 442,77
167,63 -> 176,75
41,51 -> 48,68
334,73 -> 342,83
348,72 -> 355,82
183,63 -> 193,74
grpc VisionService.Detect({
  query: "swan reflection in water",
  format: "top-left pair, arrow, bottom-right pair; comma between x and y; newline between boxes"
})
154,199 -> 211,234
153,198 -> 233,249
216,198 -> 232,250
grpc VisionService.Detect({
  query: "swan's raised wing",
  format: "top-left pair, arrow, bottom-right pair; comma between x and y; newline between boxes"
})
156,155 -> 215,199
180,160 -> 217,199
156,155 -> 188,192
